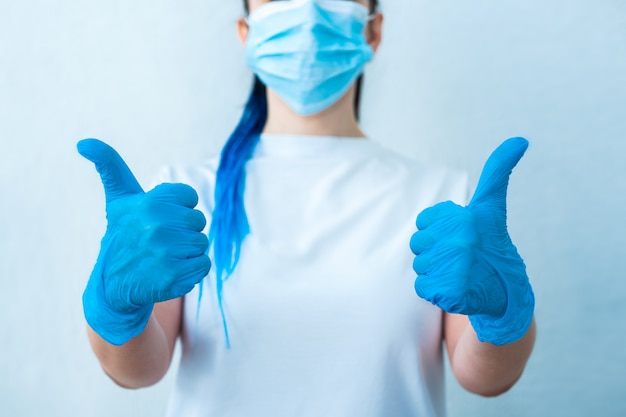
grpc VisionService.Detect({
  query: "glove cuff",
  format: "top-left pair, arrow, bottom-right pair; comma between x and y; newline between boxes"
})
469,272 -> 535,346
82,266 -> 153,346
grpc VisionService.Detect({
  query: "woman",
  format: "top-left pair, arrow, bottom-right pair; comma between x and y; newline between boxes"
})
78,0 -> 536,415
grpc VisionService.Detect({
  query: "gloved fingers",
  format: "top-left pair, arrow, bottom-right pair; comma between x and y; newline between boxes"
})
150,228 -> 209,259
185,208 -> 208,232
170,256 -> 212,293
173,231 -> 209,259
416,201 -> 461,230
415,272 -> 472,315
77,138 -> 144,203
148,183 -> 200,209
414,273 -> 437,304
412,254 -> 433,276
414,252 -> 474,312
410,231 -> 434,255
143,202 -> 207,232
469,137 -> 528,207
412,243 -> 469,276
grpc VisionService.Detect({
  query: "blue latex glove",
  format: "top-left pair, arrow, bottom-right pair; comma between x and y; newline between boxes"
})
78,139 -> 211,346
410,137 -> 534,346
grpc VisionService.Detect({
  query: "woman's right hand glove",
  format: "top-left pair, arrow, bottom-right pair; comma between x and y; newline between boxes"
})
411,138 -> 534,346
78,139 -> 211,346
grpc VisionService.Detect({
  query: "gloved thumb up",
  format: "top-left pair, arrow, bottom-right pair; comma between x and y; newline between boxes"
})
77,138 -> 144,203
78,139 -> 211,346
468,136 -> 529,210
411,137 -> 534,346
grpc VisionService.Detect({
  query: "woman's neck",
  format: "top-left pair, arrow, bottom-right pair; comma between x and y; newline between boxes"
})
262,87 -> 366,138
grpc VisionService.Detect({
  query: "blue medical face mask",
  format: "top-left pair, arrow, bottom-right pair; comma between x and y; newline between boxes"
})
245,0 -> 375,116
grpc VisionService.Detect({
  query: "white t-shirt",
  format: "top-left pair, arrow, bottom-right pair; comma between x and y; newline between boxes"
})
161,134 -> 469,417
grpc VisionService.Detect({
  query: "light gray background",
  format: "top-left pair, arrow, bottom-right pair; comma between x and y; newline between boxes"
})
1,0 -> 625,416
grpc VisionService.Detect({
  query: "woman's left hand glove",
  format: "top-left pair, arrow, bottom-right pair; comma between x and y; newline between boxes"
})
77,139 -> 211,346
410,137 -> 534,346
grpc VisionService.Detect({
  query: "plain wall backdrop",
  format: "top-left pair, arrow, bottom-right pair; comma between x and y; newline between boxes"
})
1,0 -> 625,416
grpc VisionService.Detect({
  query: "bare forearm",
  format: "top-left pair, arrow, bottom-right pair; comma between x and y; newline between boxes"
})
448,316 -> 536,397
88,315 -> 170,388
87,306 -> 178,389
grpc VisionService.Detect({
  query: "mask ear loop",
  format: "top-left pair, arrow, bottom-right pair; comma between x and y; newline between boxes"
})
367,3 -> 381,22
368,0 -> 383,20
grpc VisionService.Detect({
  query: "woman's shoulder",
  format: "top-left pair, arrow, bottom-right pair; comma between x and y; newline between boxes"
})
151,155 -> 221,189
366,139 -> 467,177
363,140 -> 471,205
